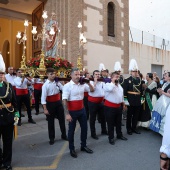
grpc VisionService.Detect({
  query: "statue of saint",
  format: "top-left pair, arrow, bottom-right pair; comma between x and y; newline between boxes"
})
45,13 -> 58,58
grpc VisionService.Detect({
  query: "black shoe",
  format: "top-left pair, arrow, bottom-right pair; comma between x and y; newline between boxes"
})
61,135 -> 68,141
109,139 -> 115,145
17,120 -> 22,126
81,147 -> 93,153
49,139 -> 54,145
21,113 -> 25,117
127,131 -> 132,135
117,136 -> 128,141
28,119 -> 36,124
101,131 -> 108,135
70,150 -> 77,158
91,135 -> 99,140
132,129 -> 141,134
35,112 -> 39,115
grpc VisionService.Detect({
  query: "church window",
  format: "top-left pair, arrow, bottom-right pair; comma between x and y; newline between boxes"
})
108,2 -> 115,37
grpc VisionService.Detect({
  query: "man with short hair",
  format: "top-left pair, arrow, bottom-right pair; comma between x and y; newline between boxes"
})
88,70 -> 107,140
103,72 -> 127,145
41,68 -> 67,145
5,67 -> 16,89
62,68 -> 94,158
14,69 -> 36,126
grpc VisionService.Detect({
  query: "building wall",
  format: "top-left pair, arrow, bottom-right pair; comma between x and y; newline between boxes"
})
0,18 -> 32,69
129,41 -> 170,77
83,0 -> 129,73
45,0 -> 129,73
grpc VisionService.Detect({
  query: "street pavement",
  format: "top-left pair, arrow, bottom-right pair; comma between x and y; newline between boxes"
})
12,108 -> 162,170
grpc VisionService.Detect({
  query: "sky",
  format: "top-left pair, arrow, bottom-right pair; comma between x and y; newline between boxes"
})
129,0 -> 170,40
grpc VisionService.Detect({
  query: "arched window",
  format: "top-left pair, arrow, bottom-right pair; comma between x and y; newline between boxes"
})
107,2 -> 115,37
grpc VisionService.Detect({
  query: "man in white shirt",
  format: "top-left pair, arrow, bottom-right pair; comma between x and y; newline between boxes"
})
5,67 -> 16,88
88,70 -> 107,140
103,72 -> 127,145
62,68 -> 94,158
41,68 -> 67,145
14,69 -> 36,126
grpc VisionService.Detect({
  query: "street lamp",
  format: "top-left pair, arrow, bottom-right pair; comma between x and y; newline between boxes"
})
16,20 -> 29,76
57,28 -> 66,57
31,11 -> 55,79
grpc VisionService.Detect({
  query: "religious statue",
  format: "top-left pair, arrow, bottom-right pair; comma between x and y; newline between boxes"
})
45,13 -> 58,58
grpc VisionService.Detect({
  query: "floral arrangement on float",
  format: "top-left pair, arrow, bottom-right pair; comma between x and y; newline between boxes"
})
27,56 -> 73,78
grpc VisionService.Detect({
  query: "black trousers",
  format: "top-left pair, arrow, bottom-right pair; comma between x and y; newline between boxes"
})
68,108 -> 87,150
46,100 -> 66,140
88,101 -> 107,136
83,96 -> 89,120
104,106 -> 122,139
0,124 -> 13,166
34,89 -> 42,113
126,106 -> 141,131
16,94 -> 32,120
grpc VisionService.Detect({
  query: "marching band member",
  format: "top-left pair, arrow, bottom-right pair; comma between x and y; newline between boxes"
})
14,69 -> 36,126
123,59 -> 143,135
99,63 -> 107,78
62,68 -> 94,158
114,62 -> 124,86
103,72 -> 127,145
32,78 -> 44,115
0,55 -> 18,170
114,61 -> 126,122
88,69 -> 107,140
41,68 -> 67,145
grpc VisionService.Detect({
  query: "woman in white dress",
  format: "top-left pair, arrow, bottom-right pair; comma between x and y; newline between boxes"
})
150,72 -> 170,135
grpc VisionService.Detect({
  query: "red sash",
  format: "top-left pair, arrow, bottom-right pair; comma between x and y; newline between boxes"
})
34,83 -> 43,90
46,93 -> 60,102
104,100 -> 121,108
84,92 -> 88,97
67,100 -> 84,111
16,88 -> 28,95
88,96 -> 104,103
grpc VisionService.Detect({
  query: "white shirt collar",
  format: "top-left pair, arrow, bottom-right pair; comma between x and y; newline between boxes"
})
46,79 -> 55,84
70,80 -> 80,85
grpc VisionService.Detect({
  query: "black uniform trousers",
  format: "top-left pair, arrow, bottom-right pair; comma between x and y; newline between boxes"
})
104,106 -> 122,140
88,101 -> 107,136
46,100 -> 66,140
16,94 -> 32,121
0,109 -> 14,167
126,106 -> 141,131
68,108 -> 87,150
83,96 -> 89,120
34,89 -> 42,113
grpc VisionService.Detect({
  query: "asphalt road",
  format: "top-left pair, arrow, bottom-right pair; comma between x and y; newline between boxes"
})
12,110 -> 162,170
